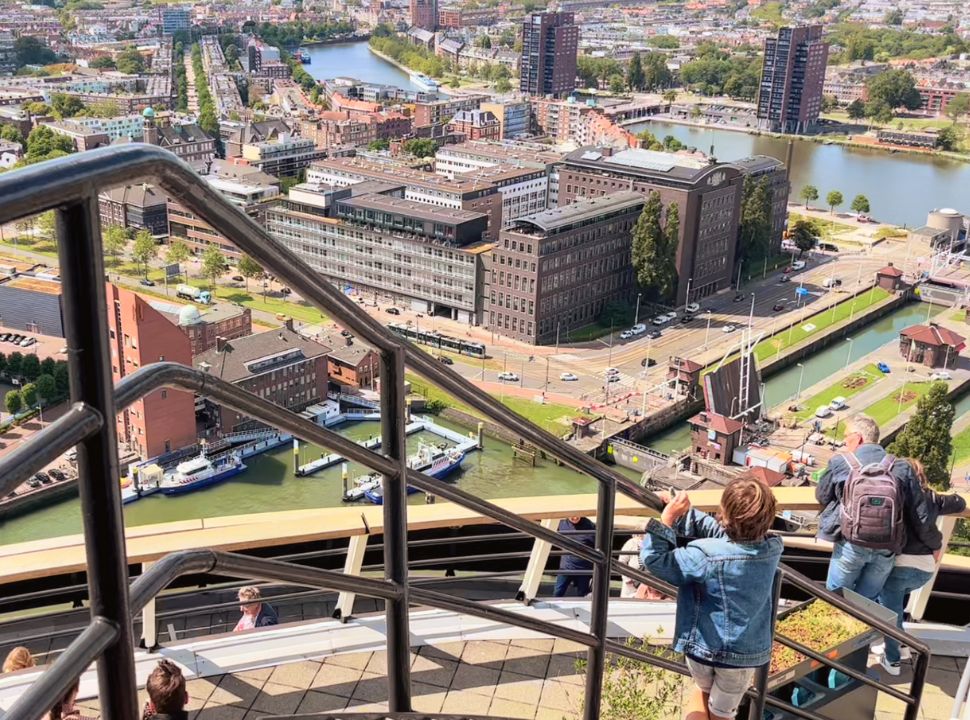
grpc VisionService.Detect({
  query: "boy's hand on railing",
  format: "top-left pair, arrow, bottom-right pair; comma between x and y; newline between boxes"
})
661,490 -> 691,528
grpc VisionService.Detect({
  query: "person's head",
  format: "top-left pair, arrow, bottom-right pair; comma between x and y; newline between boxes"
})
2,646 -> 35,673
146,659 -> 187,715
567,516 -> 582,525
844,414 -> 880,450
907,457 -> 930,490
238,586 -> 262,617
719,476 -> 777,543
49,679 -> 79,720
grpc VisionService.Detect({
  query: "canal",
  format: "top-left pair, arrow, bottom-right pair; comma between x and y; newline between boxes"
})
0,417 -> 605,545
646,301 -> 951,455
627,120 -> 970,229
302,41 -> 424,91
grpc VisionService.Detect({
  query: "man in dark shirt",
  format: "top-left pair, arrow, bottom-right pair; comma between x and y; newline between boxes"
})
553,516 -> 596,597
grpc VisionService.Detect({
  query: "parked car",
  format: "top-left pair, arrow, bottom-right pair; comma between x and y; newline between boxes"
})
560,372 -> 578,381
829,396 -> 847,411
680,315 -> 693,324
685,303 -> 700,314
49,468 -> 66,481
663,311 -> 678,322
631,324 -> 647,334
19,337 -> 35,348
877,362 -> 891,374
780,275 -> 791,283
652,316 -> 667,326
497,371 -> 519,382
385,307 -> 400,315
822,277 -> 842,288
733,293 -> 745,302
772,303 -> 786,312
931,370 -> 952,381
619,330 -> 633,340
34,472 -> 50,484
815,406 -> 833,418
0,333 -> 8,342
722,325 -> 737,333
782,266 -> 793,274
437,355 -> 454,365
26,479 -> 41,489
791,260 -> 806,270
139,278 -> 155,287
231,275 -> 245,282
647,330 -> 662,339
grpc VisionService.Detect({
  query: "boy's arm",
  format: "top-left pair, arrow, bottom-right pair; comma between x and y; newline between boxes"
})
679,508 -> 727,540
640,519 -> 709,587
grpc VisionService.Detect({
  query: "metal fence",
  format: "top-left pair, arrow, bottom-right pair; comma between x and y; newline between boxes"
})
0,146 -> 931,720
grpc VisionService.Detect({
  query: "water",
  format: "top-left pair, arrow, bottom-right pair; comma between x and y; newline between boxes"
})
627,120 -> 970,228
646,302 -> 946,454
0,417 -> 596,545
302,41 -> 423,91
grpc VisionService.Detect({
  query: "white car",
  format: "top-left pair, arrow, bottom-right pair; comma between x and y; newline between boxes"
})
722,325 -> 737,333
631,323 -> 647,334
931,370 -> 952,381
791,260 -> 806,270
497,371 -> 519,382
605,367 -> 620,376
815,406 -> 833,419
829,396 -> 847,411
652,316 -> 667,326
685,303 -> 700,314
559,372 -> 578,381
619,330 -> 633,339
663,311 -> 678,322
19,337 -> 36,347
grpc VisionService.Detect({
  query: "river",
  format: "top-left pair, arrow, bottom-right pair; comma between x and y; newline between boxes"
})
0,417 -> 609,545
646,302 -> 951,455
302,41 -> 424,91
627,120 -> 970,228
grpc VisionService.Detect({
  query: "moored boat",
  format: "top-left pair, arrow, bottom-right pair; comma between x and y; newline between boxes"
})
158,452 -> 246,496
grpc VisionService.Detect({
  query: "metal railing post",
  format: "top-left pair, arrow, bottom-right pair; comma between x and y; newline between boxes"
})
583,481 -> 615,720
55,198 -> 138,720
515,518 -> 557,603
140,561 -> 158,651
333,534 -> 369,621
380,346 -> 412,712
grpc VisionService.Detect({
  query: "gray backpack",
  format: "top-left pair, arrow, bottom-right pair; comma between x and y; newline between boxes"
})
838,453 -> 905,552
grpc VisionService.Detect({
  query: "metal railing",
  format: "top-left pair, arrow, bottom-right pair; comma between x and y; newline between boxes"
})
0,145 -> 931,720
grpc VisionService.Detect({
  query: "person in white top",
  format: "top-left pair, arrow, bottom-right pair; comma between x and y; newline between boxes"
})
619,525 -> 666,600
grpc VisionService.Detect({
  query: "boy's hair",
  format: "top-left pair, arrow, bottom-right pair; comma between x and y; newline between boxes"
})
720,476 -> 776,542
2,646 -> 35,673
146,659 -> 186,714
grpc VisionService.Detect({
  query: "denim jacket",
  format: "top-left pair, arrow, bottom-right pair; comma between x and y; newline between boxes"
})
641,509 -> 783,668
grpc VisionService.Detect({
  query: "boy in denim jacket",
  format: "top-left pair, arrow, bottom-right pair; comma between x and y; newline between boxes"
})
641,477 -> 783,720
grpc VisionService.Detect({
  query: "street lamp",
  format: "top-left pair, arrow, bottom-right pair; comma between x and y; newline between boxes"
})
634,293 -> 642,326
703,310 -> 713,349
844,337 -> 854,371
684,277 -> 693,309
795,362 -> 805,403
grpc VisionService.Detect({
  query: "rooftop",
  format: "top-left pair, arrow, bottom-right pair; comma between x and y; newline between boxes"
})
901,323 -> 966,349
564,146 -> 729,184
339,193 -> 487,226
311,157 -> 498,196
508,191 -> 643,234
194,327 -> 329,383
154,301 -> 249,327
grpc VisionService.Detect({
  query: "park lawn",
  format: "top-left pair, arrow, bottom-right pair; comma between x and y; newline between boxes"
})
951,426 -> 970,466
407,373 -> 591,437
788,212 -> 856,237
794,363 -> 884,422
752,287 -> 891,363
874,227 -> 908,240
0,237 -> 57,259
864,381 -> 933,429
952,309 -> 967,322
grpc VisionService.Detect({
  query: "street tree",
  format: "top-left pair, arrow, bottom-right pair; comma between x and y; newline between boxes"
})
631,191 -> 678,302
945,93 -> 970,125
626,52 -> 645,91
609,74 -> 626,94
54,361 -> 69,397
739,176 -> 772,262
20,382 -> 37,408
790,219 -> 818,256
103,225 -> 128,260
35,374 -> 56,405
237,254 -> 263,291
800,184 -> 819,209
847,99 -> 866,120
21,354 -> 40,382
889,381 -> 955,489
6,352 -> 23,379
201,244 -> 228,288
165,240 -> 191,268
131,230 -> 158,277
662,89 -> 677,104
850,194 -> 870,215
865,69 -> 921,118
36,212 -> 57,247
5,390 -> 22,416
826,190 -> 843,215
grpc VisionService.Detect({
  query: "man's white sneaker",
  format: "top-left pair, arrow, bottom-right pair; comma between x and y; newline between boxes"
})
871,642 -> 885,656
900,647 -> 912,661
880,656 -> 902,676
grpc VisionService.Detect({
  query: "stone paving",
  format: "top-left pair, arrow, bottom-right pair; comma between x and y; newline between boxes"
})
72,639 -> 964,720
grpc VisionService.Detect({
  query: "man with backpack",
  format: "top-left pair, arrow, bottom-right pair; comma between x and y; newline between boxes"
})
815,415 -> 936,600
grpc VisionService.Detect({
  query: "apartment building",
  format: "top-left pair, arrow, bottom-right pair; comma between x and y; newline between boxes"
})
458,164 -> 549,227
519,11 -> 579,98
757,25 -> 829,134
240,134 -> 326,179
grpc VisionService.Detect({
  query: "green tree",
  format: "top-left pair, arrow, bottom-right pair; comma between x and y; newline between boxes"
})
739,176 -> 773,262
945,93 -> 970,124
103,225 -> 128,260
6,352 -> 23,379
40,357 -> 55,378
21,354 -> 40,382
36,211 -> 57,246
20,382 -> 37,408
884,8 -> 903,25
865,69 -> 922,117
826,190 -> 844,215
54,360 -> 70,397
14,36 -> 57,67
637,129 -> 663,151
0,124 -> 23,144
5,390 -> 22,416
850,194 -> 870,215
626,52 -> 645,91
791,219 -> 818,256
201,244 -> 228,288
642,52 -> 672,91
50,93 -> 84,119
237,254 -> 263,291
609,74 -> 626,94
35,373 -> 56,405
495,77 -> 512,92
165,240 -> 191,268
662,89 -> 677,104
631,192 -> 678,302
889,382 -> 954,489
24,126 -> 74,164
800,184 -> 819,209
847,98 -> 866,120
402,138 -> 437,158
116,46 -> 146,74
89,55 -> 116,69
368,138 -> 390,151
937,125 -> 961,151
476,34 -> 492,49
24,101 -> 51,117
0,352 -> 6,377
131,230 -> 158,277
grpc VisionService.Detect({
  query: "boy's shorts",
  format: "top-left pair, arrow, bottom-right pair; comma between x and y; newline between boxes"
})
686,658 -> 755,718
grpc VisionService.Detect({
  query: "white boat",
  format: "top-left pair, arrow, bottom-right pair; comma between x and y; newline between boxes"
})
341,443 -> 465,503
158,451 -> 246,495
409,71 -> 440,92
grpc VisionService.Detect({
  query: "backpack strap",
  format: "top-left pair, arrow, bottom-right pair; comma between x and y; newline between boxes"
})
843,453 -> 862,470
879,454 -> 896,472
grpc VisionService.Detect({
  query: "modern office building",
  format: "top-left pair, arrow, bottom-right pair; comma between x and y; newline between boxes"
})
106,283 -> 197,459
479,99 -> 532,140
159,7 -> 191,36
410,0 -> 437,31
239,134 -> 326,179
458,164 -> 549,228
265,182 -> 490,323
558,147 -> 746,305
488,192 -> 644,345
756,25 -> 829,134
519,12 -> 579,98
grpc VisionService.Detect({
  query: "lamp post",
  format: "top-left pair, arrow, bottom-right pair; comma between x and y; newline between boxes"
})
703,310 -> 712,349
685,277 -> 693,309
795,362 -> 805,403
844,337 -> 854,371
634,293 -> 642,326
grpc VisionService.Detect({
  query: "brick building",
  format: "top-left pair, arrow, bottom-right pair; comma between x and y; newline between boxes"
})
489,191 -> 643,344
106,283 -> 197,459
756,25 -> 829,134
155,302 -> 253,357
519,12 -> 579,98
313,331 -> 381,390
195,323 -> 330,434
98,184 -> 169,237
447,109 -> 501,141
899,323 -> 965,369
